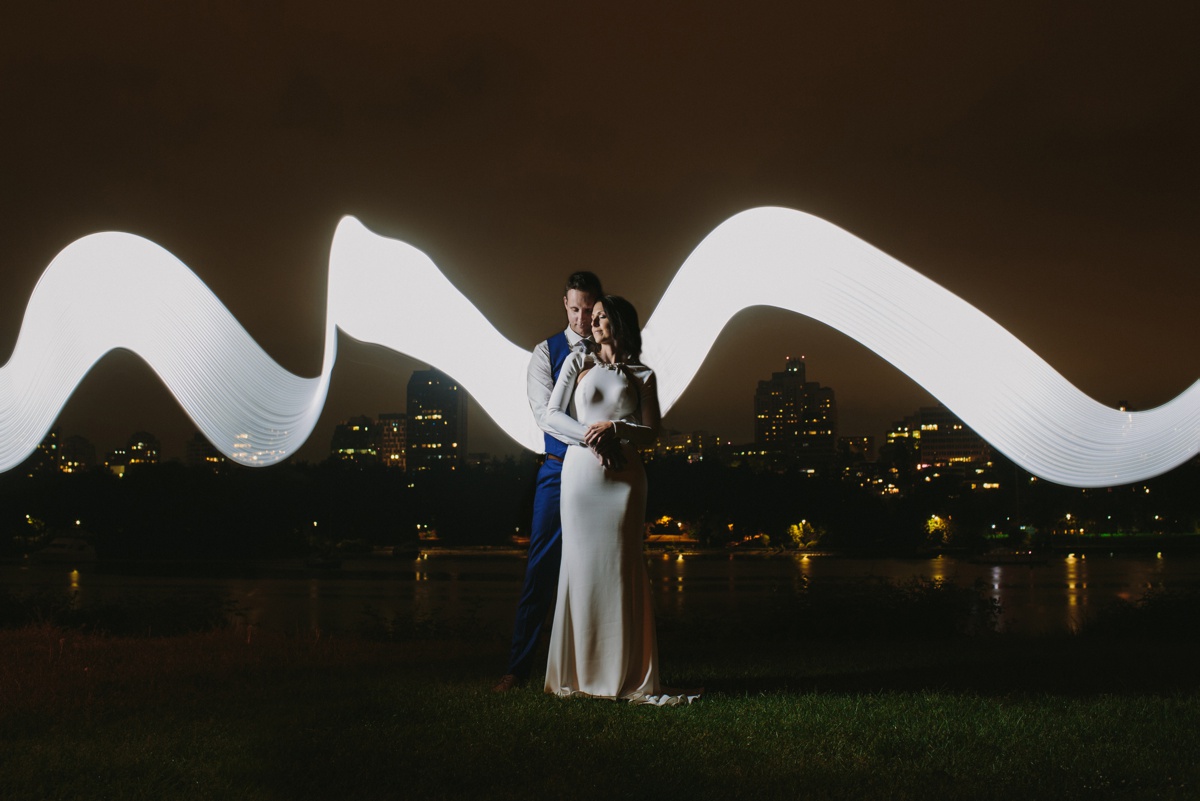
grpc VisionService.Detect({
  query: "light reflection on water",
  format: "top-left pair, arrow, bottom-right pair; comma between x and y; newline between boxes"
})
930,555 -> 947,583
5,552 -> 1198,637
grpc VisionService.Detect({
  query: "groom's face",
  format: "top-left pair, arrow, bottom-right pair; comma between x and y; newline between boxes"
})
564,289 -> 596,338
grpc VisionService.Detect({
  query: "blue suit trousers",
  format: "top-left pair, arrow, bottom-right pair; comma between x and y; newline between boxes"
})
506,456 -> 563,679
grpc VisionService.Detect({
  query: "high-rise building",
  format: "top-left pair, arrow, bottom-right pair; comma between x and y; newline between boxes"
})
126,431 -> 160,467
60,435 -> 96,473
645,429 -> 723,463
104,448 -> 129,477
837,435 -> 875,463
103,431 -> 159,476
886,405 -> 988,466
330,415 -> 379,464
378,412 -> 406,470
186,432 -> 226,471
753,357 -> 837,467
406,369 -> 466,472
25,428 -> 61,477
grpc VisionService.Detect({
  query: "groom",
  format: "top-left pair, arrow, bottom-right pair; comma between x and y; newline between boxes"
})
493,270 -> 603,692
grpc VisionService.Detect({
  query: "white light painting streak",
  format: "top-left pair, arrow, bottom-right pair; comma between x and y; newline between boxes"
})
1,208 -> 1196,486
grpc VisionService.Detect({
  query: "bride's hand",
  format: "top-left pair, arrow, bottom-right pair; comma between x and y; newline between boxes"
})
584,421 -> 615,448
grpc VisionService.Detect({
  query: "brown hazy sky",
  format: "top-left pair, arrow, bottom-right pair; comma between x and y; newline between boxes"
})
1,2 -> 1197,462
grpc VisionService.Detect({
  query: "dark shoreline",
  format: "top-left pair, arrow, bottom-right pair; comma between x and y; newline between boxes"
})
11,535 -> 1196,573
5,536 -> 1200,582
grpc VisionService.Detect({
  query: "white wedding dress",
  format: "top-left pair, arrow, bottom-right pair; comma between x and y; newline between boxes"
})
543,352 -> 697,705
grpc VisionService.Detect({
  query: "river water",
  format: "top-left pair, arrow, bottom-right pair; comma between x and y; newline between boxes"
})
5,551 -> 1199,637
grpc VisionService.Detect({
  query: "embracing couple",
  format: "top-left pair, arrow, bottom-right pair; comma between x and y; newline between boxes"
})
493,272 -> 698,706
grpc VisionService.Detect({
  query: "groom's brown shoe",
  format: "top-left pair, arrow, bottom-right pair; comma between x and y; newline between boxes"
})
492,674 -> 523,693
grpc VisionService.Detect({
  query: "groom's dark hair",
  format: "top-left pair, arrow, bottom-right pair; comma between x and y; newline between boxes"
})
598,295 -> 642,363
564,271 -> 602,297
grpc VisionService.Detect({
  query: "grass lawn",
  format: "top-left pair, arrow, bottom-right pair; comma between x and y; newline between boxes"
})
3,619 -> 1199,801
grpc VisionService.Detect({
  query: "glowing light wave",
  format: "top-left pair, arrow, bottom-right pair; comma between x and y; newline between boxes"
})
1,208 -> 1196,486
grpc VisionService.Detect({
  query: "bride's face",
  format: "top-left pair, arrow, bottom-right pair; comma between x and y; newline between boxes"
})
591,301 -> 614,346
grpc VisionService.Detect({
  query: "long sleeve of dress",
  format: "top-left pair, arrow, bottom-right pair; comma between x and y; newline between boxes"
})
546,354 -> 662,449
611,366 -> 661,447
546,351 -> 590,445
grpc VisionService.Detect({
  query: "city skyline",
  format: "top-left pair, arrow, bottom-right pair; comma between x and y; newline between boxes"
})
36,355 -> 985,472
1,4 -> 1197,466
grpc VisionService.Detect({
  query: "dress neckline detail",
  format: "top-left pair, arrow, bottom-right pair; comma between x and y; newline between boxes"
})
588,354 -> 636,371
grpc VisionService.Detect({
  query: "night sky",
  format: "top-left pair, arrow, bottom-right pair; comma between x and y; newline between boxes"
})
2,3 -> 1197,463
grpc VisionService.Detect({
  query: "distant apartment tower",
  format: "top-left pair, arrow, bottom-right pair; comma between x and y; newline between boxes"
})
753,357 -> 837,466
186,432 -> 226,471
104,430 -> 160,477
24,428 -> 61,477
406,369 -> 466,472
886,405 -> 988,466
647,429 -> 723,462
104,448 -> 129,476
378,413 -> 406,470
837,435 -> 875,463
330,415 -> 380,464
60,435 -> 97,473
126,432 -> 160,467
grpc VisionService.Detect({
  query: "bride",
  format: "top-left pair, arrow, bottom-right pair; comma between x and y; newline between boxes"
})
543,294 -> 698,705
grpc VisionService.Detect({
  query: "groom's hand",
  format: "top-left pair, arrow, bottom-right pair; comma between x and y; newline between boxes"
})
585,421 -> 625,469
595,445 -> 626,471
597,442 -> 626,471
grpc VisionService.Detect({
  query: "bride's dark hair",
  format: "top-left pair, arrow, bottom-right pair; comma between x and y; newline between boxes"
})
598,295 -> 642,363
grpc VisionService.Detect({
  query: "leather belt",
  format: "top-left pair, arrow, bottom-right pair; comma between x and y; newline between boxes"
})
544,453 -> 564,462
